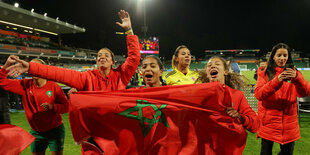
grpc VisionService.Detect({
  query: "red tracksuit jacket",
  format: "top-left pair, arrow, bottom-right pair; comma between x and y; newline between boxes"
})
27,35 -> 140,91
0,68 -> 69,132
255,67 -> 310,144
227,86 -> 260,133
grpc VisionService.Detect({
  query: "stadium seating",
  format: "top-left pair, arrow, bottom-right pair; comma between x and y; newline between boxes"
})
294,61 -> 308,68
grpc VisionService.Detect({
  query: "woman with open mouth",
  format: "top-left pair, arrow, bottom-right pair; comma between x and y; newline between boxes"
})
254,43 -> 310,155
138,55 -> 165,88
5,10 -> 140,154
164,45 -> 199,85
5,10 -> 140,92
195,56 -> 260,143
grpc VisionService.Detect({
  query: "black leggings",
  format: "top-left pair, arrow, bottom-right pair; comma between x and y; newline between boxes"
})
260,138 -> 295,155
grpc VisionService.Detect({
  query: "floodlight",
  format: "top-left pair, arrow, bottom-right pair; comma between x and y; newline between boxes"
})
14,3 -> 19,7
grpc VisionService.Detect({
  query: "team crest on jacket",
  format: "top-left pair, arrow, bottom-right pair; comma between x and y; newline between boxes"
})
46,90 -> 52,98
117,99 -> 170,137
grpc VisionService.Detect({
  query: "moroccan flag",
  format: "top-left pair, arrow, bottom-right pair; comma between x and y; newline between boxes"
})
0,124 -> 35,155
69,82 -> 248,155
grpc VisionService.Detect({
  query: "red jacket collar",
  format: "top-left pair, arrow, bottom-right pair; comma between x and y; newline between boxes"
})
275,67 -> 284,73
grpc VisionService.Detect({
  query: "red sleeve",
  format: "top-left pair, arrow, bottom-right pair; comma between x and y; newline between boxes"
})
53,83 -> 69,114
291,71 -> 310,97
28,62 -> 88,90
0,68 -> 25,95
119,35 -> 141,85
237,92 -> 260,133
254,72 -> 283,101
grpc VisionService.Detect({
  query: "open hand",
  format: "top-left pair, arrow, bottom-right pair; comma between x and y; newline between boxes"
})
7,57 -> 29,78
116,10 -> 132,31
3,55 -> 19,70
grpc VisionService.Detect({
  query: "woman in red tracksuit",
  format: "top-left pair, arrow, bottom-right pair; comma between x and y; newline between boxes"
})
0,57 -> 69,155
255,43 -> 310,155
7,10 -> 140,92
6,10 -> 140,154
195,56 -> 260,152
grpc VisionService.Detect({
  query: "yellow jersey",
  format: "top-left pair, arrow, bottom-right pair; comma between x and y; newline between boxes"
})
164,68 -> 199,85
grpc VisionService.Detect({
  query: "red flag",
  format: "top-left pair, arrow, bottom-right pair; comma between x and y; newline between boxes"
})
81,141 -> 105,155
69,83 -> 247,155
0,124 -> 35,155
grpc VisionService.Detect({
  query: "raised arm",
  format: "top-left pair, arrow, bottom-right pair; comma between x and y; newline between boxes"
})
0,56 -> 25,95
8,56 -> 89,91
28,62 -> 89,91
119,35 -> 140,85
116,10 -> 141,85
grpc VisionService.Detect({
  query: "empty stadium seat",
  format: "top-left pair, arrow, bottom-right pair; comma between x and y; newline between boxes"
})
298,95 -> 310,127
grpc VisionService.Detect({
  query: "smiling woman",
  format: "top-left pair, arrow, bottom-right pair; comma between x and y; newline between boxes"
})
6,10 -> 140,92
5,10 -> 141,154
254,43 -> 310,155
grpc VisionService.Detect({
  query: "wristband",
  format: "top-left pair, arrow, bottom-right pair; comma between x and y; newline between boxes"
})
125,29 -> 133,34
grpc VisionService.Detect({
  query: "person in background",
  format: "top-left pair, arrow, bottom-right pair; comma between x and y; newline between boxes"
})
0,56 -> 69,155
254,43 -> 310,155
254,58 -> 267,81
164,45 -> 198,85
227,57 -> 241,74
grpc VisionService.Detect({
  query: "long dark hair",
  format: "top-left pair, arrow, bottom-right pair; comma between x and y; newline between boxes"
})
142,55 -> 166,86
265,43 -> 293,81
195,56 -> 248,90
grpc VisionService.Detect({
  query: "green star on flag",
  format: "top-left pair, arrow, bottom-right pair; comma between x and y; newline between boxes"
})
118,100 -> 170,137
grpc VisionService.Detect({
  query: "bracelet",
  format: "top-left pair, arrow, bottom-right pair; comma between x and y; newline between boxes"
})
125,29 -> 133,34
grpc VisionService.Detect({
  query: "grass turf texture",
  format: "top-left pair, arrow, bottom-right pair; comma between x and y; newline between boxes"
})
10,112 -> 81,155
11,112 -> 310,154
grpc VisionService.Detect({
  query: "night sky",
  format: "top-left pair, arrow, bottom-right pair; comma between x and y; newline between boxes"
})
3,0 -> 310,59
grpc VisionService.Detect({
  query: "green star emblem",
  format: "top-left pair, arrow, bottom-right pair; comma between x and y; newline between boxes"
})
118,100 -> 170,137
46,90 -> 52,98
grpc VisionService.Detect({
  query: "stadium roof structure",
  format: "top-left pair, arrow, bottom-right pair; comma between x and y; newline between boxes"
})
0,2 -> 85,35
